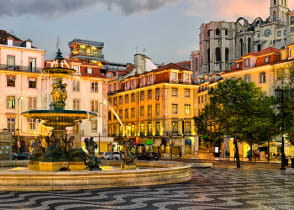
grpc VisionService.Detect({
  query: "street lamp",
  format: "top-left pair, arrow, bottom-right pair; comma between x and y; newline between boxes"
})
275,86 -> 286,170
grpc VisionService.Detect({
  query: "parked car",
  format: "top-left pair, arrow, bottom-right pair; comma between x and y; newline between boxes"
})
137,152 -> 160,161
16,152 -> 31,160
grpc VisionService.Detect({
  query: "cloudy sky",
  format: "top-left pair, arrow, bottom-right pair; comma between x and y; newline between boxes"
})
1,0 -> 293,64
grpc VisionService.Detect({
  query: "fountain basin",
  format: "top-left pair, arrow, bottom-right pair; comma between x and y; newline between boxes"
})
0,161 -> 191,191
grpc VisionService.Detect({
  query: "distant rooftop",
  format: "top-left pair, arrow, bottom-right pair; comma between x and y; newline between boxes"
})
69,39 -> 104,48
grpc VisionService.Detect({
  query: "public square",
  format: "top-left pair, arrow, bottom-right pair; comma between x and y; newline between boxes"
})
0,161 -> 293,210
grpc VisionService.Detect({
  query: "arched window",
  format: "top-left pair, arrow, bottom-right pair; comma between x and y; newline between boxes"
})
216,28 -> 220,36
258,44 -> 262,51
240,39 -> 243,56
216,47 -> 221,62
248,37 -> 251,53
225,48 -> 229,62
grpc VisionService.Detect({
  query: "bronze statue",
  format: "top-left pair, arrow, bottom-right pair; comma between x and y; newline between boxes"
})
81,137 -> 101,171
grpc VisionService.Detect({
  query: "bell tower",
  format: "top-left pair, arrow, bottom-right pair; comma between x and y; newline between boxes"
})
270,0 -> 289,24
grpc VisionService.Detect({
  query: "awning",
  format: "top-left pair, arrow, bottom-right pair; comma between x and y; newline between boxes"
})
185,139 -> 192,145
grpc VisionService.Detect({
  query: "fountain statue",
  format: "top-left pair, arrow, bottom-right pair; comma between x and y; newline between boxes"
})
22,49 -> 98,171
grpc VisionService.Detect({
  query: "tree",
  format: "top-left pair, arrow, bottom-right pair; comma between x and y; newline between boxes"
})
201,78 -> 275,168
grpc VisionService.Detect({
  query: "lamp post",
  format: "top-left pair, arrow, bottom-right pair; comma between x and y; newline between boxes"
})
17,96 -> 24,153
275,86 -> 286,170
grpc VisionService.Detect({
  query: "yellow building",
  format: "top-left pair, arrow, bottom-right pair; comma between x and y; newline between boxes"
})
108,63 -> 199,156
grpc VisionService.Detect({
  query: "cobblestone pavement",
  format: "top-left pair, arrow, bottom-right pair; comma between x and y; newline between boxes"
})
0,167 -> 294,210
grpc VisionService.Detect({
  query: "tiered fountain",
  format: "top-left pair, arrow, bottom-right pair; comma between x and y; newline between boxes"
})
22,49 -> 98,171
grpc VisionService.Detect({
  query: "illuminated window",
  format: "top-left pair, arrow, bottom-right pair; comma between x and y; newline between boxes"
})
91,100 -> 98,112
185,104 -> 191,115
28,97 -> 37,110
7,75 -> 15,87
91,82 -> 98,92
28,78 -> 37,88
172,104 -> 178,114
172,88 -> 178,97
7,96 -> 15,109
28,119 -> 37,130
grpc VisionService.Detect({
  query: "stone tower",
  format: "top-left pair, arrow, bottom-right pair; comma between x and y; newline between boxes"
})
270,0 -> 289,24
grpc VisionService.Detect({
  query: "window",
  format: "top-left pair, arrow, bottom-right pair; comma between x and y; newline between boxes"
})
125,95 -> 129,104
172,121 -> 178,132
131,108 -> 135,118
215,47 -> 221,62
172,88 -> 178,97
119,110 -> 123,118
73,65 -> 80,74
7,56 -> 15,68
140,91 -> 144,101
91,119 -> 97,131
244,74 -> 251,83
119,96 -> 123,104
28,97 -> 37,110
244,58 -> 250,67
185,104 -> 191,115
73,80 -> 80,91
156,104 -> 160,115
148,90 -> 152,100
131,93 -> 135,102
171,72 -> 178,81
91,100 -> 98,112
140,106 -> 144,116
28,78 -> 37,88
7,118 -> 15,132
125,109 -> 129,119
155,122 -> 160,135
7,75 -> 15,87
29,58 -> 36,72
172,104 -> 178,114
148,105 -> 152,117
73,99 -> 80,110
87,67 -> 93,74
260,72 -> 266,83
184,89 -> 191,97
28,119 -> 37,130
291,16 -> 294,25
155,88 -> 160,99
7,96 -> 15,109
264,56 -> 270,63
91,82 -> 98,92
183,73 -> 190,81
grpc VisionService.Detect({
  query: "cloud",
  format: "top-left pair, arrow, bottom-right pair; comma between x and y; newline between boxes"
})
185,0 -> 294,21
0,0 -> 177,17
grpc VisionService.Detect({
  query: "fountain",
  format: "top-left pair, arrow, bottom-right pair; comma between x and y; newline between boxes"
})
22,49 -> 99,172
0,49 -> 191,191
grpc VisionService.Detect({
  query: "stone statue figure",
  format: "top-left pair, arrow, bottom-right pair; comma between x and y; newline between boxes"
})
122,141 -> 136,165
51,78 -> 67,107
81,137 -> 101,171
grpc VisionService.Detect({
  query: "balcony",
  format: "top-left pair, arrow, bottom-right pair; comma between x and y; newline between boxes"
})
0,64 -> 43,73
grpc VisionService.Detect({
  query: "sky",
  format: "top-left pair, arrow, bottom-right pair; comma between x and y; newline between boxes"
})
0,0 -> 294,65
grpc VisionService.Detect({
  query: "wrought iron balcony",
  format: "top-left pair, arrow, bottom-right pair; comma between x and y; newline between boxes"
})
0,64 -> 43,73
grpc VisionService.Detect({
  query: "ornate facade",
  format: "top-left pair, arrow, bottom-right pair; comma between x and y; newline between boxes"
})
199,0 -> 294,75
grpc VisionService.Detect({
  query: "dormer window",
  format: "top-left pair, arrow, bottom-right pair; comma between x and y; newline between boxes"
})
244,58 -> 250,67
264,56 -> 270,64
87,67 -> 92,74
171,72 -> 178,81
